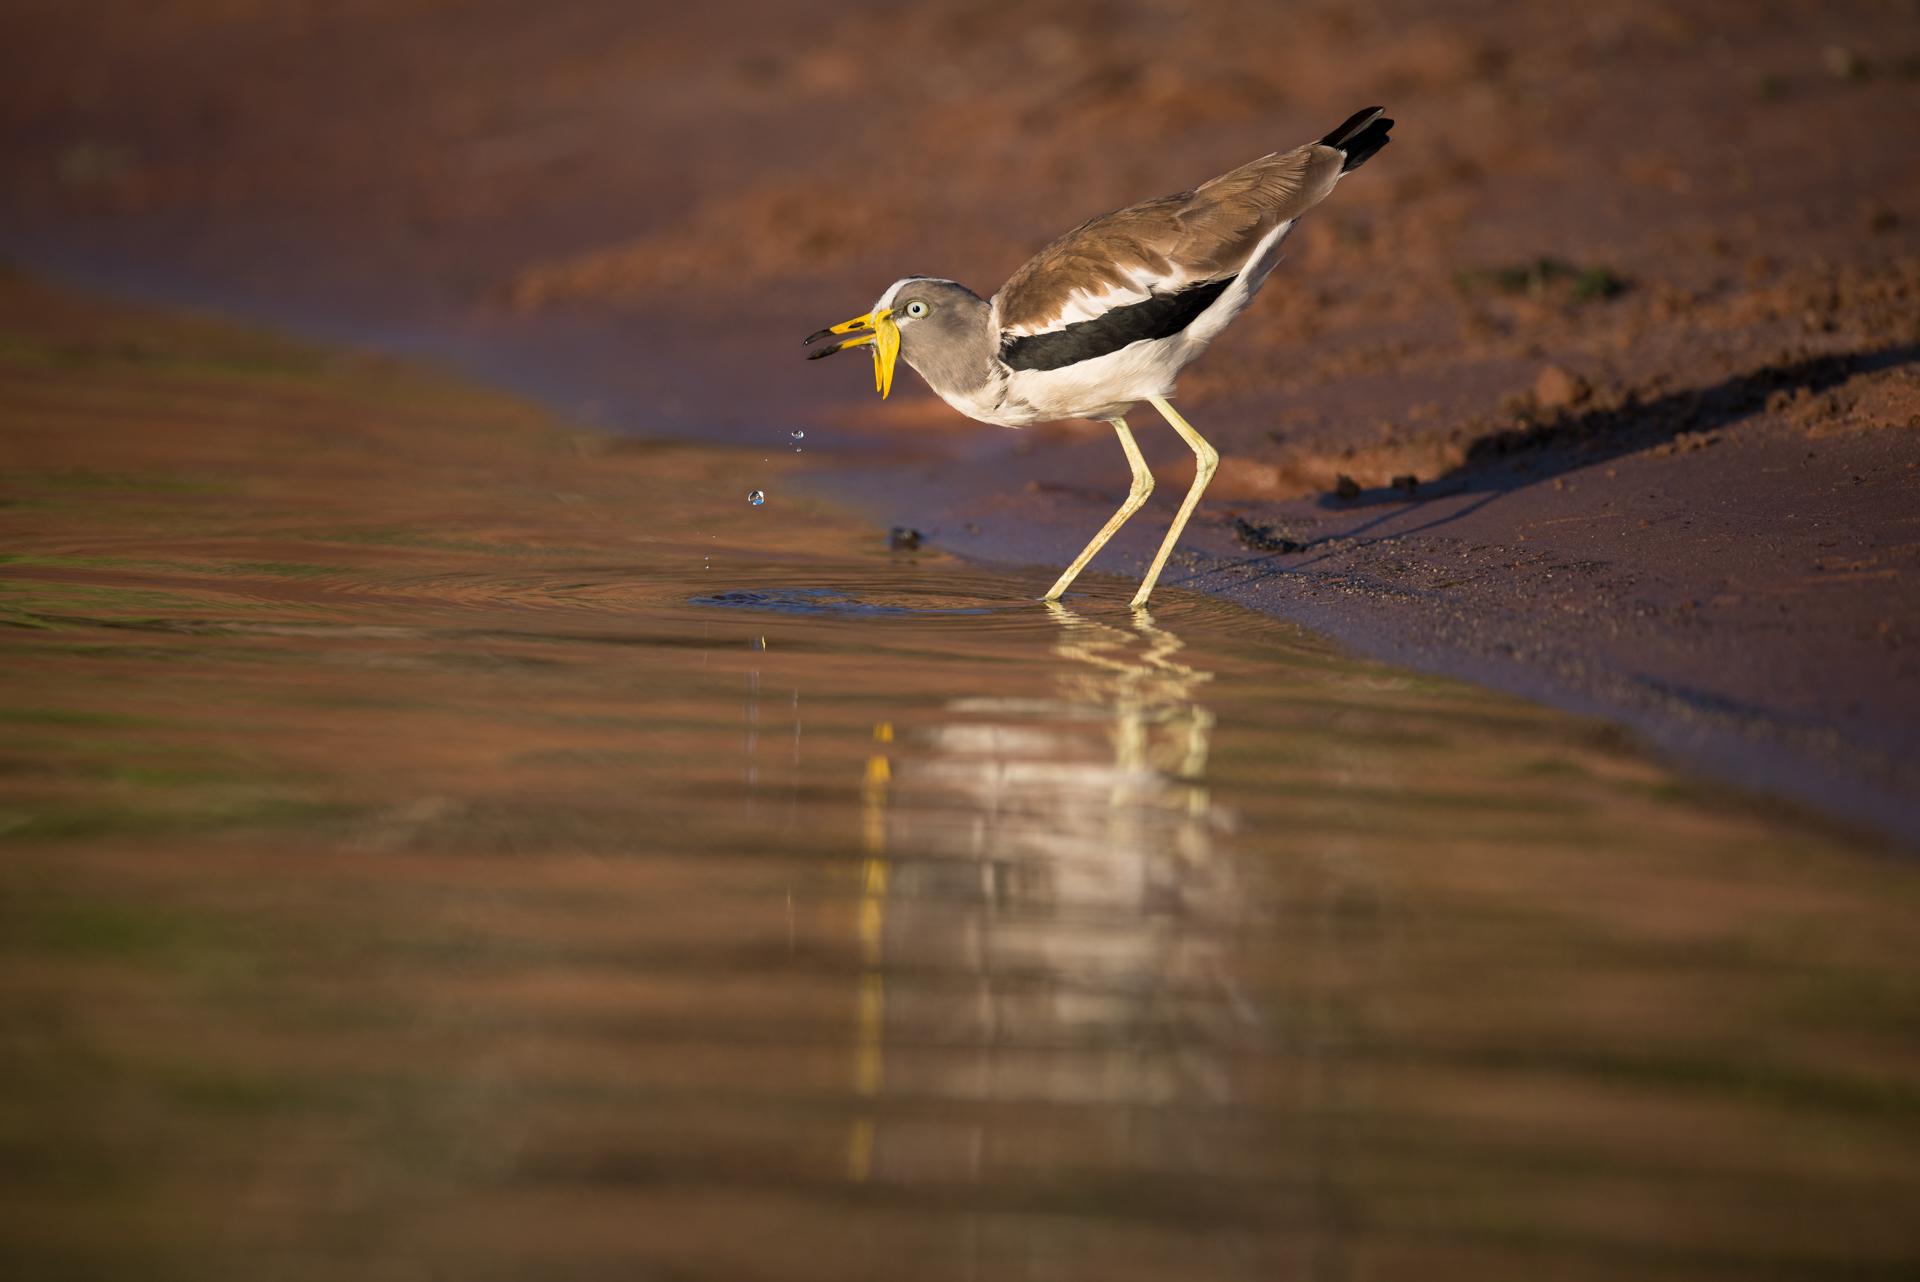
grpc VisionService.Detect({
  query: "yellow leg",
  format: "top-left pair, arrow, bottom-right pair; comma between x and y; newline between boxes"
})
1042,417 -> 1154,602
1130,396 -> 1217,610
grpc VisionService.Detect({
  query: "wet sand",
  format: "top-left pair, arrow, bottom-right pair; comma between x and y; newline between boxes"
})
5,273 -> 1920,1279
1,0 -> 1914,838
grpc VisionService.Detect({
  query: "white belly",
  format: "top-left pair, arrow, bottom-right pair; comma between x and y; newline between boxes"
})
997,334 -> 1197,424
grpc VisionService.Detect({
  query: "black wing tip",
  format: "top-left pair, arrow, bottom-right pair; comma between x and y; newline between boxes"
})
1319,106 -> 1385,147
1321,106 -> 1393,173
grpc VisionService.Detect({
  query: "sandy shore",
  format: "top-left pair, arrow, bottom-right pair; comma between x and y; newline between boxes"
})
1,0 -> 1915,839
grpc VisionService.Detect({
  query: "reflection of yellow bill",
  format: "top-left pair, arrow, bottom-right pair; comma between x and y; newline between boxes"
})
851,721 -> 892,1182
801,308 -> 900,399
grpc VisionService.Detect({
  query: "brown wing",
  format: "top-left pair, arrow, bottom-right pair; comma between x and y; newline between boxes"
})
994,143 -> 1346,335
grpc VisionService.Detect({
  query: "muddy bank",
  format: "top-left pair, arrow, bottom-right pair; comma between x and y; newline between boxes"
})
1,0 -> 1916,838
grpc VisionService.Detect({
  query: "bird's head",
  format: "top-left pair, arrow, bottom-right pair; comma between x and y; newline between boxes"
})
803,278 -> 985,399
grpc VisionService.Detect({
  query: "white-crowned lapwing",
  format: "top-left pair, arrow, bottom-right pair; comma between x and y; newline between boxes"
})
806,106 -> 1393,608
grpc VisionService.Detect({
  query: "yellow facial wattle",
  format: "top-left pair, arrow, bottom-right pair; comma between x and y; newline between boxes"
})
801,306 -> 899,400
869,313 -> 900,399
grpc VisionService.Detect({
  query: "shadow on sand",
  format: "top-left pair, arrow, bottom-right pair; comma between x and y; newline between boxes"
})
1211,341 -> 1920,576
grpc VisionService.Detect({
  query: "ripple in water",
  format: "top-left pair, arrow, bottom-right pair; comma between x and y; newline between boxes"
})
690,587 -> 996,618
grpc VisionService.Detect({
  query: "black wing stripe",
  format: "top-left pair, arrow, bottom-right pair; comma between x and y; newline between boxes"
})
1000,278 -> 1232,373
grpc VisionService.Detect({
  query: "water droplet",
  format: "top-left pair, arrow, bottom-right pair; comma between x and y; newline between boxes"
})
789,430 -> 805,441
748,490 -> 766,507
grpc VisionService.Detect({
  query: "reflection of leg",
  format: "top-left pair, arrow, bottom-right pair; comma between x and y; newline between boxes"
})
1179,706 -> 1215,786
1133,613 -> 1211,689
1129,613 -> 1214,786
1047,600 -> 1218,813
1133,610 -> 1184,673
1130,396 -> 1218,610
1043,417 -> 1155,602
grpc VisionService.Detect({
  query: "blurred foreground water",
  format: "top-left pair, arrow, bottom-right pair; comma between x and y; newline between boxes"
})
1,276 -> 1916,1279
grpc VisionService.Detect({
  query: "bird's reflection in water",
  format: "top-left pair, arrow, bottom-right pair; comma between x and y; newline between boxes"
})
852,605 -> 1263,1195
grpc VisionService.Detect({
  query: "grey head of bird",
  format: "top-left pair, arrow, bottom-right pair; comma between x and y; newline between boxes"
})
803,277 -> 993,402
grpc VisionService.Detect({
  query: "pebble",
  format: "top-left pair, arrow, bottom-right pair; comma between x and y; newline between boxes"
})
1534,364 -> 1591,411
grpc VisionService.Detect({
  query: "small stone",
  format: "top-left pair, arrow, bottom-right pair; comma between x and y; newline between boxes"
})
1334,474 -> 1361,500
1533,364 -> 1590,411
1231,517 -> 1304,554
888,526 -> 923,551
1391,474 -> 1419,494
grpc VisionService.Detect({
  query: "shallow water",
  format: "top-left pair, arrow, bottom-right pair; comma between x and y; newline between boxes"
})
5,548 -> 1918,1280
1,286 -> 1917,1279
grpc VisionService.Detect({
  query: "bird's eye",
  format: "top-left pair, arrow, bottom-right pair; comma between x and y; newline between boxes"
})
905,300 -> 929,318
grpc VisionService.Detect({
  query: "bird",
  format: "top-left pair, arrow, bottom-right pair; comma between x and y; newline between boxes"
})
804,106 -> 1393,609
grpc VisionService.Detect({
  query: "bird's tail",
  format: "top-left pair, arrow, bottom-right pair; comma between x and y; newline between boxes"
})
1319,106 -> 1393,173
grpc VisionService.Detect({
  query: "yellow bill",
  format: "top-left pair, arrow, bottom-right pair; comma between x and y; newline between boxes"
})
802,307 -> 900,399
